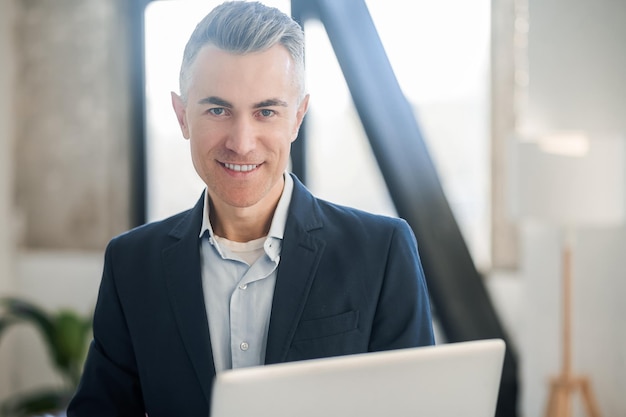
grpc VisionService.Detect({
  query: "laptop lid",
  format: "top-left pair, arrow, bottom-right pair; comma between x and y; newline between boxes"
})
210,338 -> 506,417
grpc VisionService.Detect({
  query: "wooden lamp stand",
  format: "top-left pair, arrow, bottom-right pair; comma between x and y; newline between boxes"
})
543,242 -> 602,417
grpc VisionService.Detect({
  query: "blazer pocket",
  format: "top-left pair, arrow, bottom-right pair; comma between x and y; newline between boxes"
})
293,310 -> 359,342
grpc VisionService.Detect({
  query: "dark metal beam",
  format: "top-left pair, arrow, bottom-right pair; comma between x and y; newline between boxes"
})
291,1 -> 519,416
129,0 -> 151,227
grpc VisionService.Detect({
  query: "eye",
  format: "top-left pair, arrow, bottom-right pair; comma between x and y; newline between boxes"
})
258,109 -> 275,118
208,108 -> 226,116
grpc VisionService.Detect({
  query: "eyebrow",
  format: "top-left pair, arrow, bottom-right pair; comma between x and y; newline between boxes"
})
253,98 -> 289,108
197,96 -> 232,108
197,96 -> 289,109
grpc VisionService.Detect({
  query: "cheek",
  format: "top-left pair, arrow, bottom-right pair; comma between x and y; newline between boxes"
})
275,130 -> 298,153
189,136 -> 212,167
290,115 -> 305,140
189,124 -> 219,151
188,140 -> 203,170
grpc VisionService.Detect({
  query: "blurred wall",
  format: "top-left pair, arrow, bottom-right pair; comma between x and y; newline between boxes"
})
0,0 -> 134,402
0,1 -> 625,416
0,1 -> 16,291
0,0 -> 17,400
517,1 -> 626,416
14,0 -> 133,249
525,0 -> 626,135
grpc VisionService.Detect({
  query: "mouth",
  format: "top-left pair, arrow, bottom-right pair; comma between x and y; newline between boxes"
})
222,162 -> 259,172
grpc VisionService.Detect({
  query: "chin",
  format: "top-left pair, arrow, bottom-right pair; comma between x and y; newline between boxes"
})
220,192 -> 265,209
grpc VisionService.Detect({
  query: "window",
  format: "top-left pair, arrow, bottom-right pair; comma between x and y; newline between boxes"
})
144,0 -> 491,269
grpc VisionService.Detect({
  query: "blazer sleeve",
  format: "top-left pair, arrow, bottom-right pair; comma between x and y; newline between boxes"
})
368,219 -> 435,351
67,240 -> 145,417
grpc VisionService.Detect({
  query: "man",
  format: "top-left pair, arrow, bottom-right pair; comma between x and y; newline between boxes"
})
68,2 -> 434,416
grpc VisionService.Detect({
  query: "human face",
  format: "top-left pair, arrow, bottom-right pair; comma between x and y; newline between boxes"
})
172,44 -> 309,216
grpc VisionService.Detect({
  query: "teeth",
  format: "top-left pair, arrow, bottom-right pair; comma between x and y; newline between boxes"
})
224,163 -> 258,172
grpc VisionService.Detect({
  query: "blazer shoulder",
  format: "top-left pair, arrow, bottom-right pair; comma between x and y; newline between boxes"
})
112,209 -> 192,244
289,173 -> 407,233
109,192 -> 204,248
315,197 -> 409,231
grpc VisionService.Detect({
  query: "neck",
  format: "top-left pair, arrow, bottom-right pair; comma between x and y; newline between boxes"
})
210,205 -> 274,242
209,180 -> 284,243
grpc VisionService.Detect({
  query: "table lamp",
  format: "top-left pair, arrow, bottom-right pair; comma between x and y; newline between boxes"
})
510,132 -> 624,417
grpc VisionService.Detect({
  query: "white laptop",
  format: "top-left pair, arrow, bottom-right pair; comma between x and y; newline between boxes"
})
210,338 -> 505,417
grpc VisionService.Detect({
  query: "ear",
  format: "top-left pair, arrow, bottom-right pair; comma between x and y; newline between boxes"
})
171,92 -> 190,139
291,94 -> 310,142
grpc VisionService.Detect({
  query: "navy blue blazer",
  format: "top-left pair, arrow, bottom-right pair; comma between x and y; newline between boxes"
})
68,174 -> 434,417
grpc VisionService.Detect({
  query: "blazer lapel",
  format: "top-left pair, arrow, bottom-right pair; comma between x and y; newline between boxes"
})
265,175 -> 326,364
162,193 -> 215,403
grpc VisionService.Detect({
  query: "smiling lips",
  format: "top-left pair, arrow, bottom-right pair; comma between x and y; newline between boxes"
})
223,162 -> 259,172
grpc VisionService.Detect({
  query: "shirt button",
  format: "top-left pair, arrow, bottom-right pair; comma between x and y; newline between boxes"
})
239,284 -> 247,290
240,342 -> 249,351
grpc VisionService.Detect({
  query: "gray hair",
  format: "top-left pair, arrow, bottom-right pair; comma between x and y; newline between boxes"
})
178,1 -> 306,102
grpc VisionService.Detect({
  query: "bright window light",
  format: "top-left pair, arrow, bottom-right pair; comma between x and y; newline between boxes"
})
144,0 -> 491,269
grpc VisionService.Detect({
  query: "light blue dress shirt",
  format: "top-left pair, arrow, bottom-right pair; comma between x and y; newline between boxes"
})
199,173 -> 294,372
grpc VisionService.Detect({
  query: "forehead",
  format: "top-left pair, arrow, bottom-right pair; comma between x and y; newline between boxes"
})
187,44 -> 299,104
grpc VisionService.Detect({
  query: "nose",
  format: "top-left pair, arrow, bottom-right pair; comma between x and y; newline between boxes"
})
224,115 -> 257,155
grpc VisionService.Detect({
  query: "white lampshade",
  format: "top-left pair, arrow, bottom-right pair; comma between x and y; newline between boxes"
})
510,133 -> 625,227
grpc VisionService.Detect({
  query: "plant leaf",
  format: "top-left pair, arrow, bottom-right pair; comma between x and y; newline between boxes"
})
0,387 -> 72,417
51,310 -> 92,386
0,317 -> 19,336
0,297 -> 56,346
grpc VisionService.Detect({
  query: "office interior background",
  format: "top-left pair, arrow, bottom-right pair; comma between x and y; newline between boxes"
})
0,0 -> 624,416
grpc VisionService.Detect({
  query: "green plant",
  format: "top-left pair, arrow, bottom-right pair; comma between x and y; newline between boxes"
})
0,297 -> 92,417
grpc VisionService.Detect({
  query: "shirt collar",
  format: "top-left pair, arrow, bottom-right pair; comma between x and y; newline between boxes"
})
267,172 -> 293,240
199,172 -> 294,242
